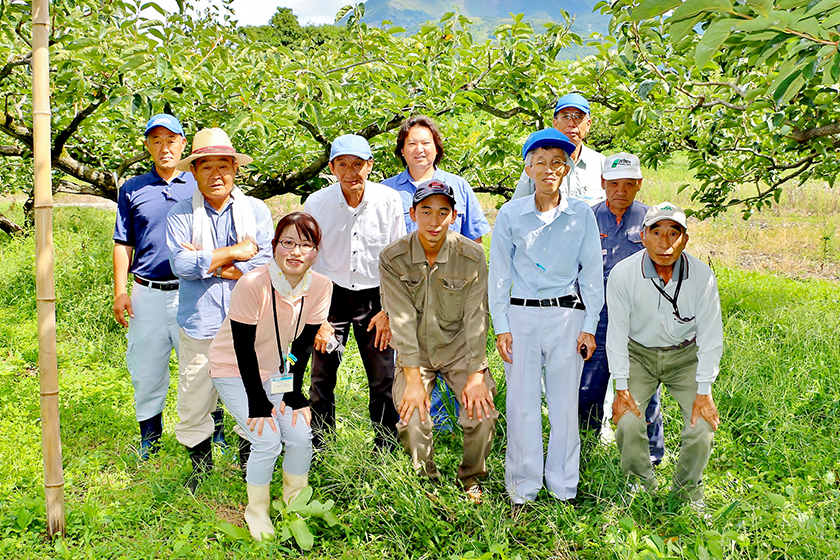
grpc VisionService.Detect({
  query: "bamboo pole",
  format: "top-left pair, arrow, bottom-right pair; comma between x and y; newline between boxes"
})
32,0 -> 65,538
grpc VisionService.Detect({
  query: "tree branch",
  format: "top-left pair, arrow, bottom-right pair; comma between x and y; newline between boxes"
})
691,81 -> 746,97
326,58 -> 385,74
54,153 -> 118,201
298,118 -> 329,146
790,121 -> 840,143
474,102 -> 540,120
116,150 -> 150,179
730,147 -> 819,170
52,91 -> 107,158
0,54 -> 32,84
0,144 -> 26,157
0,211 -> 23,235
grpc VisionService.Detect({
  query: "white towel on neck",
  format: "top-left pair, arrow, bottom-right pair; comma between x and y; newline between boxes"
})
190,186 -> 256,250
268,259 -> 313,302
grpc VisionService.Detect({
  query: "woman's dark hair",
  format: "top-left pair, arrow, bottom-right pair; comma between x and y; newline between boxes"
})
394,115 -> 445,167
272,212 -> 322,250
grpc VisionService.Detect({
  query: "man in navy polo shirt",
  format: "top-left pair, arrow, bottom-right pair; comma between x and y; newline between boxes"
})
113,114 -> 198,459
580,153 -> 664,466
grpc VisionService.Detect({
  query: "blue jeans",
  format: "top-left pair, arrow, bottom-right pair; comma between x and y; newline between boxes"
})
213,377 -> 312,486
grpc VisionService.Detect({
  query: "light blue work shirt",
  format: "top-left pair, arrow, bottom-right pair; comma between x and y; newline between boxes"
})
489,194 -> 604,335
166,193 -> 273,339
381,168 -> 491,240
592,200 -> 649,280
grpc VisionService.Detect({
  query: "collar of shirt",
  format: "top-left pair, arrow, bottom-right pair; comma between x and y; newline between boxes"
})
642,252 -> 688,283
334,184 -> 369,211
519,193 -> 571,219
409,230 -> 451,265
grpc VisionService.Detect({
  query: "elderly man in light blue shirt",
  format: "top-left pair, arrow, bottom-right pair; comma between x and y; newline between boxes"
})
490,128 -> 604,506
167,128 -> 272,491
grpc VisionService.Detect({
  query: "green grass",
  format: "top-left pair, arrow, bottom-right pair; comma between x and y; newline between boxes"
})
0,207 -> 839,559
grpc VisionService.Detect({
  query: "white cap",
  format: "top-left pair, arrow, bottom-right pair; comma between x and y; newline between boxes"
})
602,152 -> 643,180
643,202 -> 688,229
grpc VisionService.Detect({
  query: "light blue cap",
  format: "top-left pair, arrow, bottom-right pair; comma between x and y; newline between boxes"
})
554,93 -> 590,115
144,114 -> 184,136
330,134 -> 373,162
522,128 -> 576,160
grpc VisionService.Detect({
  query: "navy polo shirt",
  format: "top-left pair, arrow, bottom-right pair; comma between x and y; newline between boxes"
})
592,199 -> 649,280
113,167 -> 196,281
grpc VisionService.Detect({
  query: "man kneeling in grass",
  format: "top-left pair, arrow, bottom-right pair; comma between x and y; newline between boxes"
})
608,202 -> 722,510
379,180 -> 498,502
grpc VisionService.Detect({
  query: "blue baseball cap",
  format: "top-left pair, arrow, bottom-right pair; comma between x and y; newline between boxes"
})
144,114 -> 184,136
522,128 -> 576,160
330,134 -> 373,162
554,93 -> 590,116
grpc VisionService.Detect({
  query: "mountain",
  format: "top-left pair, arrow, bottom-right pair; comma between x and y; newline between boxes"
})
359,0 -> 610,42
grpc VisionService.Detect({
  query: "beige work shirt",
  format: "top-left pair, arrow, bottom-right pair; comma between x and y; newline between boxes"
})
379,230 -> 489,375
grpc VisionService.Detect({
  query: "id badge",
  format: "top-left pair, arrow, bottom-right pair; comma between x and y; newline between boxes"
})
270,367 -> 293,395
270,352 -> 297,395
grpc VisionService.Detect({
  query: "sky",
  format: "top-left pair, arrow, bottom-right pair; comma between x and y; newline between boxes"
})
150,0 -> 349,26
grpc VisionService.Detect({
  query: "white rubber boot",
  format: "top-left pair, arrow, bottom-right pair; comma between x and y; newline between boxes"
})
282,471 -> 309,506
244,483 -> 275,541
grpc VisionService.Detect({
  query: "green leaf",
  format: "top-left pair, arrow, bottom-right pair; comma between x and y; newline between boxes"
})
671,0 -> 734,23
638,79 -> 658,98
695,19 -> 733,68
214,522 -> 249,541
289,518 -> 314,550
630,0 -> 682,21
119,55 -> 147,73
767,493 -> 787,507
334,5 -> 352,23
746,0 -> 773,16
669,13 -> 705,42
440,12 -> 455,22
804,0 -> 840,17
286,486 -> 314,512
825,11 -> 840,26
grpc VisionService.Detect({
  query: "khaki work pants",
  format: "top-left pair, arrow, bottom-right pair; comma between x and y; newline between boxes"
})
392,366 -> 498,489
615,339 -> 715,501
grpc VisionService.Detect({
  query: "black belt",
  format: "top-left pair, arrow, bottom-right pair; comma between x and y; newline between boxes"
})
134,276 -> 179,291
510,296 -> 585,311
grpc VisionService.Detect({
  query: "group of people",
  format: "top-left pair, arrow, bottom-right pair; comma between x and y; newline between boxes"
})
112,93 -> 723,540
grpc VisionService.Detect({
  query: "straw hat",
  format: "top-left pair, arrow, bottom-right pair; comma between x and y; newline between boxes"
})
175,128 -> 253,171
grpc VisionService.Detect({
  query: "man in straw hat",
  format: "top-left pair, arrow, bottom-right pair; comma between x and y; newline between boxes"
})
489,128 -> 604,507
113,114 -> 196,460
166,127 -> 273,491
607,202 -> 722,511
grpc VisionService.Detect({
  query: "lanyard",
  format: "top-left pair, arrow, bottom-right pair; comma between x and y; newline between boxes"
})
649,257 -> 695,323
271,288 -> 305,369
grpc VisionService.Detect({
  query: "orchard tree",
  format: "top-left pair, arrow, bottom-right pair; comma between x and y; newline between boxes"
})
588,0 -> 840,218
0,0 -> 588,226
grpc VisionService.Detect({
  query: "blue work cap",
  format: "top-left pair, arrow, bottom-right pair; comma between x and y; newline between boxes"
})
144,114 -> 185,137
522,128 -> 576,160
554,93 -> 590,116
330,134 -> 373,162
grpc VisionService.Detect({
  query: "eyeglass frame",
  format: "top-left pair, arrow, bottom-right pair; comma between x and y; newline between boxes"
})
276,238 -> 317,254
554,112 -> 589,124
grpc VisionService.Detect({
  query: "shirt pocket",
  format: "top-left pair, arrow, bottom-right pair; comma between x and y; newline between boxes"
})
436,277 -> 468,323
399,272 -> 426,312
627,228 -> 643,245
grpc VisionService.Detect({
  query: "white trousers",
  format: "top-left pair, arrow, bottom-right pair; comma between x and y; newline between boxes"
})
504,305 -> 584,503
125,282 -> 180,421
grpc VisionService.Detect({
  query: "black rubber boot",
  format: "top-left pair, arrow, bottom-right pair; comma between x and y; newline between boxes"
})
138,412 -> 163,461
238,435 -> 252,480
211,408 -> 229,451
186,437 -> 213,493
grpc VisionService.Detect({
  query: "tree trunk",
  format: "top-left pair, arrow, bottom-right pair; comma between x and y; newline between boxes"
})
0,210 -> 23,235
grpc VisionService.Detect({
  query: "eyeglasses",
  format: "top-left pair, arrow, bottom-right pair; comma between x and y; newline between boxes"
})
530,158 -> 567,171
555,112 -> 588,124
276,238 -> 316,253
